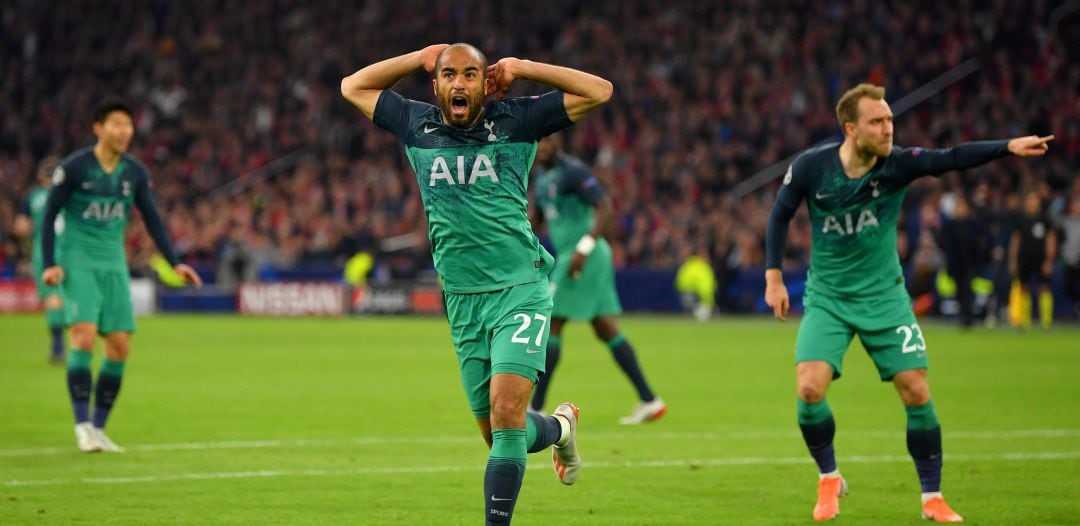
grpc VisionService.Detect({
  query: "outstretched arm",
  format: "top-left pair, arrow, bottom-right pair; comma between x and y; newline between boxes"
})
898,135 -> 1054,178
340,44 -> 449,120
487,59 -> 612,122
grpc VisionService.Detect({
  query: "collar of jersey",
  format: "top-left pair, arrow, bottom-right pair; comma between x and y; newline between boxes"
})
433,107 -> 488,133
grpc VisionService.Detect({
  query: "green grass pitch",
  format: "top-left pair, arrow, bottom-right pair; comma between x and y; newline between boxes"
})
1,314 -> 1078,525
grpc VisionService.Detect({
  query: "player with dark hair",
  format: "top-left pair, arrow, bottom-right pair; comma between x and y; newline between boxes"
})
14,156 -> 66,364
341,43 -> 611,524
42,99 -> 202,453
529,134 -> 665,424
1009,190 -> 1057,329
765,83 -> 1052,522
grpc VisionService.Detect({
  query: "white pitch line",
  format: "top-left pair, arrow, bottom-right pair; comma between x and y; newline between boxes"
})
2,429 -> 1079,458
0,436 -> 475,457
593,429 -> 1080,441
5,451 -> 1080,487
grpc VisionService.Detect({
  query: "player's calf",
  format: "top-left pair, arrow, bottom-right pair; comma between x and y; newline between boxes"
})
67,350 -> 93,424
485,429 -> 526,524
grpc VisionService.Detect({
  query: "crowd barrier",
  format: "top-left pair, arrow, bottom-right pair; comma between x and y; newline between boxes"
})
2,266 -> 1075,319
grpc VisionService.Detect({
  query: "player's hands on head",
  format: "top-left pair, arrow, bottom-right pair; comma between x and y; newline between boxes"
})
174,264 -> 204,288
420,44 -> 450,74
42,266 -> 64,286
486,57 -> 521,100
1007,135 -> 1054,157
764,269 -> 790,322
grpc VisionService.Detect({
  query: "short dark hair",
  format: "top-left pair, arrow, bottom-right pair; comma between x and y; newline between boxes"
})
434,43 -> 488,76
92,99 -> 133,124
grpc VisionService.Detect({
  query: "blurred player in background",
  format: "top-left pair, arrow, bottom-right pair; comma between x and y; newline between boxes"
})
1009,190 -> 1057,329
42,100 -> 202,453
341,43 -> 611,524
529,134 -> 665,424
765,83 -> 1052,522
938,195 -> 988,328
14,156 -> 66,364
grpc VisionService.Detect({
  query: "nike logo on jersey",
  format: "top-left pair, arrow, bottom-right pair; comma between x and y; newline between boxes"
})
423,125 -> 438,133
81,182 -> 94,189
815,191 -> 833,200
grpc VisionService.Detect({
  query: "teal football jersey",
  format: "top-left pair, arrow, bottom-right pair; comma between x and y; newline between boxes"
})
774,141 -> 1009,299
43,147 -> 177,270
533,154 -> 605,255
374,90 -> 572,293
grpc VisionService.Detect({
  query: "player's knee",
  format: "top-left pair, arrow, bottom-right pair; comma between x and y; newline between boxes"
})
894,380 -> 928,406
105,343 -> 130,361
489,391 -> 529,426
489,397 -> 525,427
104,335 -> 131,361
797,381 -> 828,403
893,370 -> 931,406
69,327 -> 96,350
898,383 -> 931,406
106,347 -> 130,361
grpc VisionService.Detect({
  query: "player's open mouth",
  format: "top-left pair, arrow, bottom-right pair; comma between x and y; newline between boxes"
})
451,95 -> 468,115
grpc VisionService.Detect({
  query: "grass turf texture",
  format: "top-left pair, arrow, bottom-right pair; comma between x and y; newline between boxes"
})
1,314 -> 1078,525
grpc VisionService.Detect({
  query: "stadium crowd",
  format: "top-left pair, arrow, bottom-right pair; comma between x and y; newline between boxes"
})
1,0 -> 1078,313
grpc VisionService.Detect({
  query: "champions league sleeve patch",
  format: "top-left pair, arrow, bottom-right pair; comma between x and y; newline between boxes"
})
783,164 -> 793,185
52,166 -> 65,186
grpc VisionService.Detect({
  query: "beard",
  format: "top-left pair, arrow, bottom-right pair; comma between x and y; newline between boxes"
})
857,136 -> 892,158
439,89 -> 484,128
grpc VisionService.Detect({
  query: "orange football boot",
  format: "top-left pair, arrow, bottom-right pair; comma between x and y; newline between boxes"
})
812,476 -> 848,521
922,496 -> 964,523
